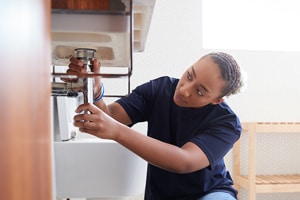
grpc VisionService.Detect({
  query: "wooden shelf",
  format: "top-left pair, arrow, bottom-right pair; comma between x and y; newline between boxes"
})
233,122 -> 300,200
237,175 -> 300,193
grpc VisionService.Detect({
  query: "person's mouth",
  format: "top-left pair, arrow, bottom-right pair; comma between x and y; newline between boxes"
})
174,92 -> 187,105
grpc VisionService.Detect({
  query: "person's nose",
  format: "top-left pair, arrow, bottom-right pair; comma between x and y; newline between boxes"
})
180,84 -> 191,97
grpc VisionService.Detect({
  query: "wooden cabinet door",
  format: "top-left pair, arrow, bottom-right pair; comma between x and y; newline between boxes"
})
0,0 -> 53,199
51,0 -> 110,10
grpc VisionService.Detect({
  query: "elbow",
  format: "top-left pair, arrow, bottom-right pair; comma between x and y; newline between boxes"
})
151,161 -> 195,174
165,155 -> 210,174
166,162 -> 206,174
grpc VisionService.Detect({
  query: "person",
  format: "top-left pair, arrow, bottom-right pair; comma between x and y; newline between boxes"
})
68,52 -> 245,200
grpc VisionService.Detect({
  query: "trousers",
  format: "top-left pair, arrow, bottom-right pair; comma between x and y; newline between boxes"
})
198,192 -> 237,200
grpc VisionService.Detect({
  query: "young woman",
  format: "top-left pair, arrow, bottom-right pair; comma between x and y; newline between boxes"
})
69,52 -> 245,200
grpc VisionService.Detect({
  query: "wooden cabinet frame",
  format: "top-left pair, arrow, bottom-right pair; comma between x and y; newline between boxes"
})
233,122 -> 300,200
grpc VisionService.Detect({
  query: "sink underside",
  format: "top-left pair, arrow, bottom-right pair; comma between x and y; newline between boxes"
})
54,139 -> 147,198
51,13 -> 131,67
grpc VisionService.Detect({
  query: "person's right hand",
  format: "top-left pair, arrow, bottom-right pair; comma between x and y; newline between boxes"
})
74,103 -> 123,140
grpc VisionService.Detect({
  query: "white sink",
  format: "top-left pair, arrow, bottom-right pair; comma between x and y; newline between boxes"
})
54,138 -> 147,199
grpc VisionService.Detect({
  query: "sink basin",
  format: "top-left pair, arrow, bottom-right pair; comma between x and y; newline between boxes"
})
54,138 -> 147,199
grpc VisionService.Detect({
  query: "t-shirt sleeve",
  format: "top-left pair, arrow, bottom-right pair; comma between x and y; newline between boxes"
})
116,76 -> 173,124
190,114 -> 241,169
116,80 -> 154,124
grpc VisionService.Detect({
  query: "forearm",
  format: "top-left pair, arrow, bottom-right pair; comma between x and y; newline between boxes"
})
74,102 -> 209,173
114,124 -> 202,174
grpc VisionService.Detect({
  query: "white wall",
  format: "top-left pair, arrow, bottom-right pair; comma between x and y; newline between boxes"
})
133,0 -> 300,122
133,0 -> 203,84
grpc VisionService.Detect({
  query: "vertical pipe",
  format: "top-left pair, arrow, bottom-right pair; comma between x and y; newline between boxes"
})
75,48 -> 96,113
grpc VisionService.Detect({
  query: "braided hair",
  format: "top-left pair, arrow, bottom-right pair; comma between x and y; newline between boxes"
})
206,52 -> 244,98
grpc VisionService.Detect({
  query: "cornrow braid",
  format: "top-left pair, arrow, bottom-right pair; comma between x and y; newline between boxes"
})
206,52 -> 243,98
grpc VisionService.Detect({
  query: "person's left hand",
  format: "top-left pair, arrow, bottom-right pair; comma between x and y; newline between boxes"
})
73,103 -> 121,140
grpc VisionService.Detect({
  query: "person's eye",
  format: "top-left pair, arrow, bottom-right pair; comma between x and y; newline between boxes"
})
196,89 -> 203,96
187,71 -> 192,80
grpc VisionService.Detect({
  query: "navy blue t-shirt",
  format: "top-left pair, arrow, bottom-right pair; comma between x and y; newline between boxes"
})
117,76 -> 241,200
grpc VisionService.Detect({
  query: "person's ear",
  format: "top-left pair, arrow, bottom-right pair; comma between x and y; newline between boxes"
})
211,98 -> 224,105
